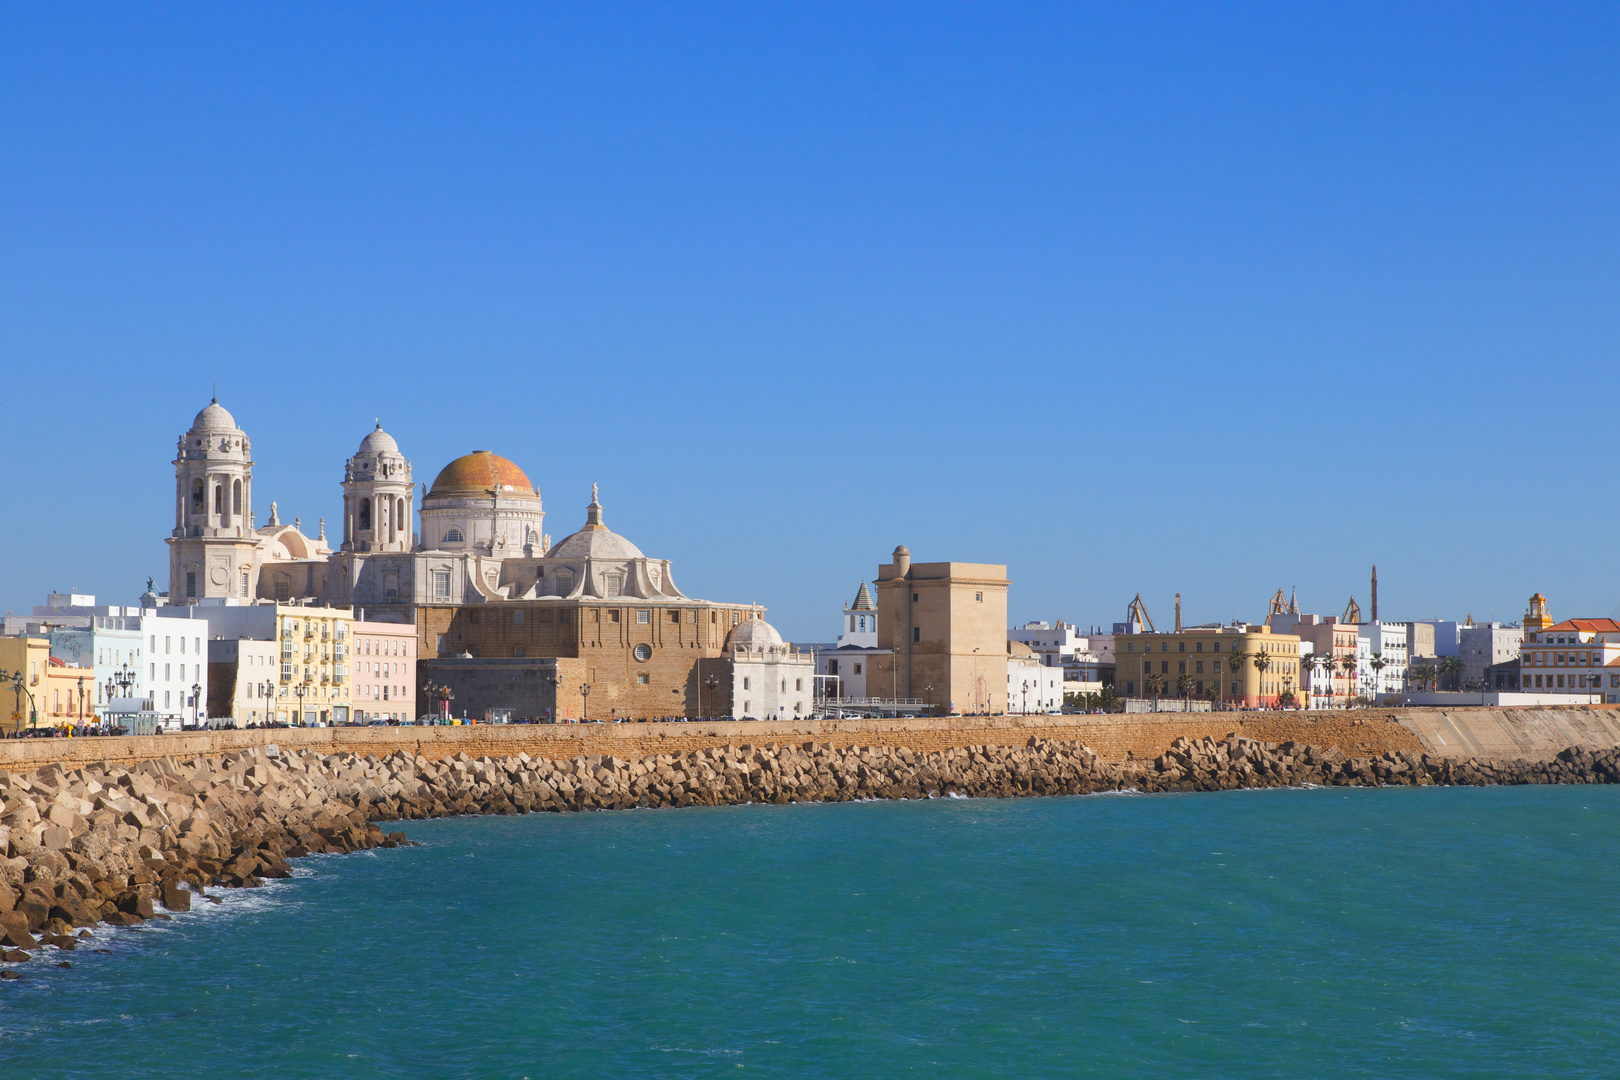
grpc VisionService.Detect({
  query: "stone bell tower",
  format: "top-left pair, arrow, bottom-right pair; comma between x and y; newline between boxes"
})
341,423 -> 414,553
168,399 -> 257,604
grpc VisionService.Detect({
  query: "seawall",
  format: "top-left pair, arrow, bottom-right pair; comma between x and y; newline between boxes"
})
5,706 -> 1619,772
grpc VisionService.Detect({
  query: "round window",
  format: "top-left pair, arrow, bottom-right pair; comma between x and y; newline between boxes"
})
634,644 -> 652,662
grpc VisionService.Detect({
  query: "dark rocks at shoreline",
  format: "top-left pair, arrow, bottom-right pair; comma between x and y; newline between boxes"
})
2,736 -> 1618,970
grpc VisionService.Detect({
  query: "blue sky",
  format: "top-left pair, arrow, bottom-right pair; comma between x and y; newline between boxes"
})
2,3 -> 1617,641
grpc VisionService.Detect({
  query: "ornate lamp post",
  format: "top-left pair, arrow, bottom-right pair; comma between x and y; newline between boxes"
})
703,673 -> 719,718
76,675 -> 86,735
293,683 -> 307,726
579,683 -> 591,722
923,683 -> 933,715
191,682 -> 202,729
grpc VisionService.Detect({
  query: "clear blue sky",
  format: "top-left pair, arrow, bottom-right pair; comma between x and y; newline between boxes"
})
3,3 -> 1617,641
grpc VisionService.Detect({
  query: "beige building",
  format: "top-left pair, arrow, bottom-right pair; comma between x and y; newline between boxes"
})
1114,627 -> 1305,708
352,619 -> 417,722
874,547 -> 1009,715
206,638 -> 279,727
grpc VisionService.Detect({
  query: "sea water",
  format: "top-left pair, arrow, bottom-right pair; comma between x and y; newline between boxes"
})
2,785 -> 1618,1079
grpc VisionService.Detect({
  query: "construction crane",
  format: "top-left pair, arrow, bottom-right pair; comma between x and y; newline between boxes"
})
1267,588 -> 1289,618
1341,596 -> 1363,624
1126,593 -> 1156,634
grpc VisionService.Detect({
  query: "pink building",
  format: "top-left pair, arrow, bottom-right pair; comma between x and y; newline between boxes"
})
352,619 -> 416,722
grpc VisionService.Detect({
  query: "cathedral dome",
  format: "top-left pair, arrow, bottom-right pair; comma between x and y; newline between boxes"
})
728,615 -> 784,651
190,400 -> 238,433
357,424 -> 399,455
428,451 -> 537,497
547,485 -> 644,560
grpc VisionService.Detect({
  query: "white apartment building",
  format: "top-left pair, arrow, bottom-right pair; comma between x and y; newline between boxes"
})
1008,645 -> 1063,714
143,608 -> 211,728
1357,621 -> 1409,700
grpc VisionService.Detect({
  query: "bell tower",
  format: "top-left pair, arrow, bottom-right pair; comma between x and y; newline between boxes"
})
167,399 -> 258,604
341,422 -> 414,553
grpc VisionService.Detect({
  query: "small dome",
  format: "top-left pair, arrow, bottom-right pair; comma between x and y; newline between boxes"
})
428,451 -> 537,497
547,484 -> 643,559
549,529 -> 644,560
728,615 -> 784,651
190,400 -> 238,433
358,424 -> 399,455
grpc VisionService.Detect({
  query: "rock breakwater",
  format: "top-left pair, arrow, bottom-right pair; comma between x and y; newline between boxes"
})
3,734 -> 1618,975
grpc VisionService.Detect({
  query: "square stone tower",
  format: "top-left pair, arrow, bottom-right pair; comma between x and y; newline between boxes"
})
874,546 -> 1009,715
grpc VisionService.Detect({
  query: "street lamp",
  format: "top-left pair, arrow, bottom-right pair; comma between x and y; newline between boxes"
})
293,683 -> 307,726
579,683 -> 591,722
191,682 -> 202,729
703,674 -> 719,719
1020,679 -> 1030,716
76,676 -> 86,735
541,674 -> 559,723
923,683 -> 933,716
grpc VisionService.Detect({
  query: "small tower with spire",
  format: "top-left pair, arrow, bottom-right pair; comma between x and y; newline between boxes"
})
838,582 -> 879,648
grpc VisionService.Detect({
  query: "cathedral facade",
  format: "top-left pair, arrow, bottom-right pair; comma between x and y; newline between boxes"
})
165,400 -> 805,719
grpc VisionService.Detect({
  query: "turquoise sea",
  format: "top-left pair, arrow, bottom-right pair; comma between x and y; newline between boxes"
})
2,785 -> 1618,1078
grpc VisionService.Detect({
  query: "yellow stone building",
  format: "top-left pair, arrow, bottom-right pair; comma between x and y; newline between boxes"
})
0,635 -> 51,734
1114,627 -> 1305,708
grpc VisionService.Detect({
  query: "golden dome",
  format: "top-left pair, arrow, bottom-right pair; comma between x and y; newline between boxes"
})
427,451 -> 537,497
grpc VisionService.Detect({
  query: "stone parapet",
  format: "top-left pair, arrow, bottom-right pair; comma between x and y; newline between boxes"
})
5,706 -> 1619,773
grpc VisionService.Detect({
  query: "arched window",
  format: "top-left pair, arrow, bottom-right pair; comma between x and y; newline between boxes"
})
443,527 -> 464,543
526,529 -> 539,546
554,570 -> 574,594
512,646 -> 526,658
359,498 -> 372,530
192,479 -> 205,512
232,479 -> 242,516
214,484 -> 224,515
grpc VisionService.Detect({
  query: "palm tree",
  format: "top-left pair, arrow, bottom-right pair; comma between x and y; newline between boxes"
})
1176,672 -> 1195,705
1409,661 -> 1435,693
1338,652 -> 1359,706
1307,654 -> 1330,706
1369,653 -> 1388,701
1145,671 -> 1165,701
1224,650 -> 1246,708
1440,655 -> 1465,691
1251,648 -> 1272,706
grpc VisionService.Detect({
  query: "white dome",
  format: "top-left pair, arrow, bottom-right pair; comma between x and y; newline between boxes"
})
358,424 -> 399,455
548,484 -> 643,559
190,400 -> 238,432
549,529 -> 644,560
728,615 -> 784,651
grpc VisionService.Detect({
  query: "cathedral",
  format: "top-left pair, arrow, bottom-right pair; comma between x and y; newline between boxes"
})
165,399 -> 809,719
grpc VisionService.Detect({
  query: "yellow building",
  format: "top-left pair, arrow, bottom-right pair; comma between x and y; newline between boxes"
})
271,605 -> 352,725
202,602 -> 354,725
0,635 -> 51,734
1114,627 -> 1305,708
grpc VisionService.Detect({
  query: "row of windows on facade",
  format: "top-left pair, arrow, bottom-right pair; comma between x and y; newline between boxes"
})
1526,673 -> 1620,689
739,677 -> 804,692
1525,652 -> 1609,667
183,569 -> 253,599
1136,659 -> 1299,676
432,567 -> 639,598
